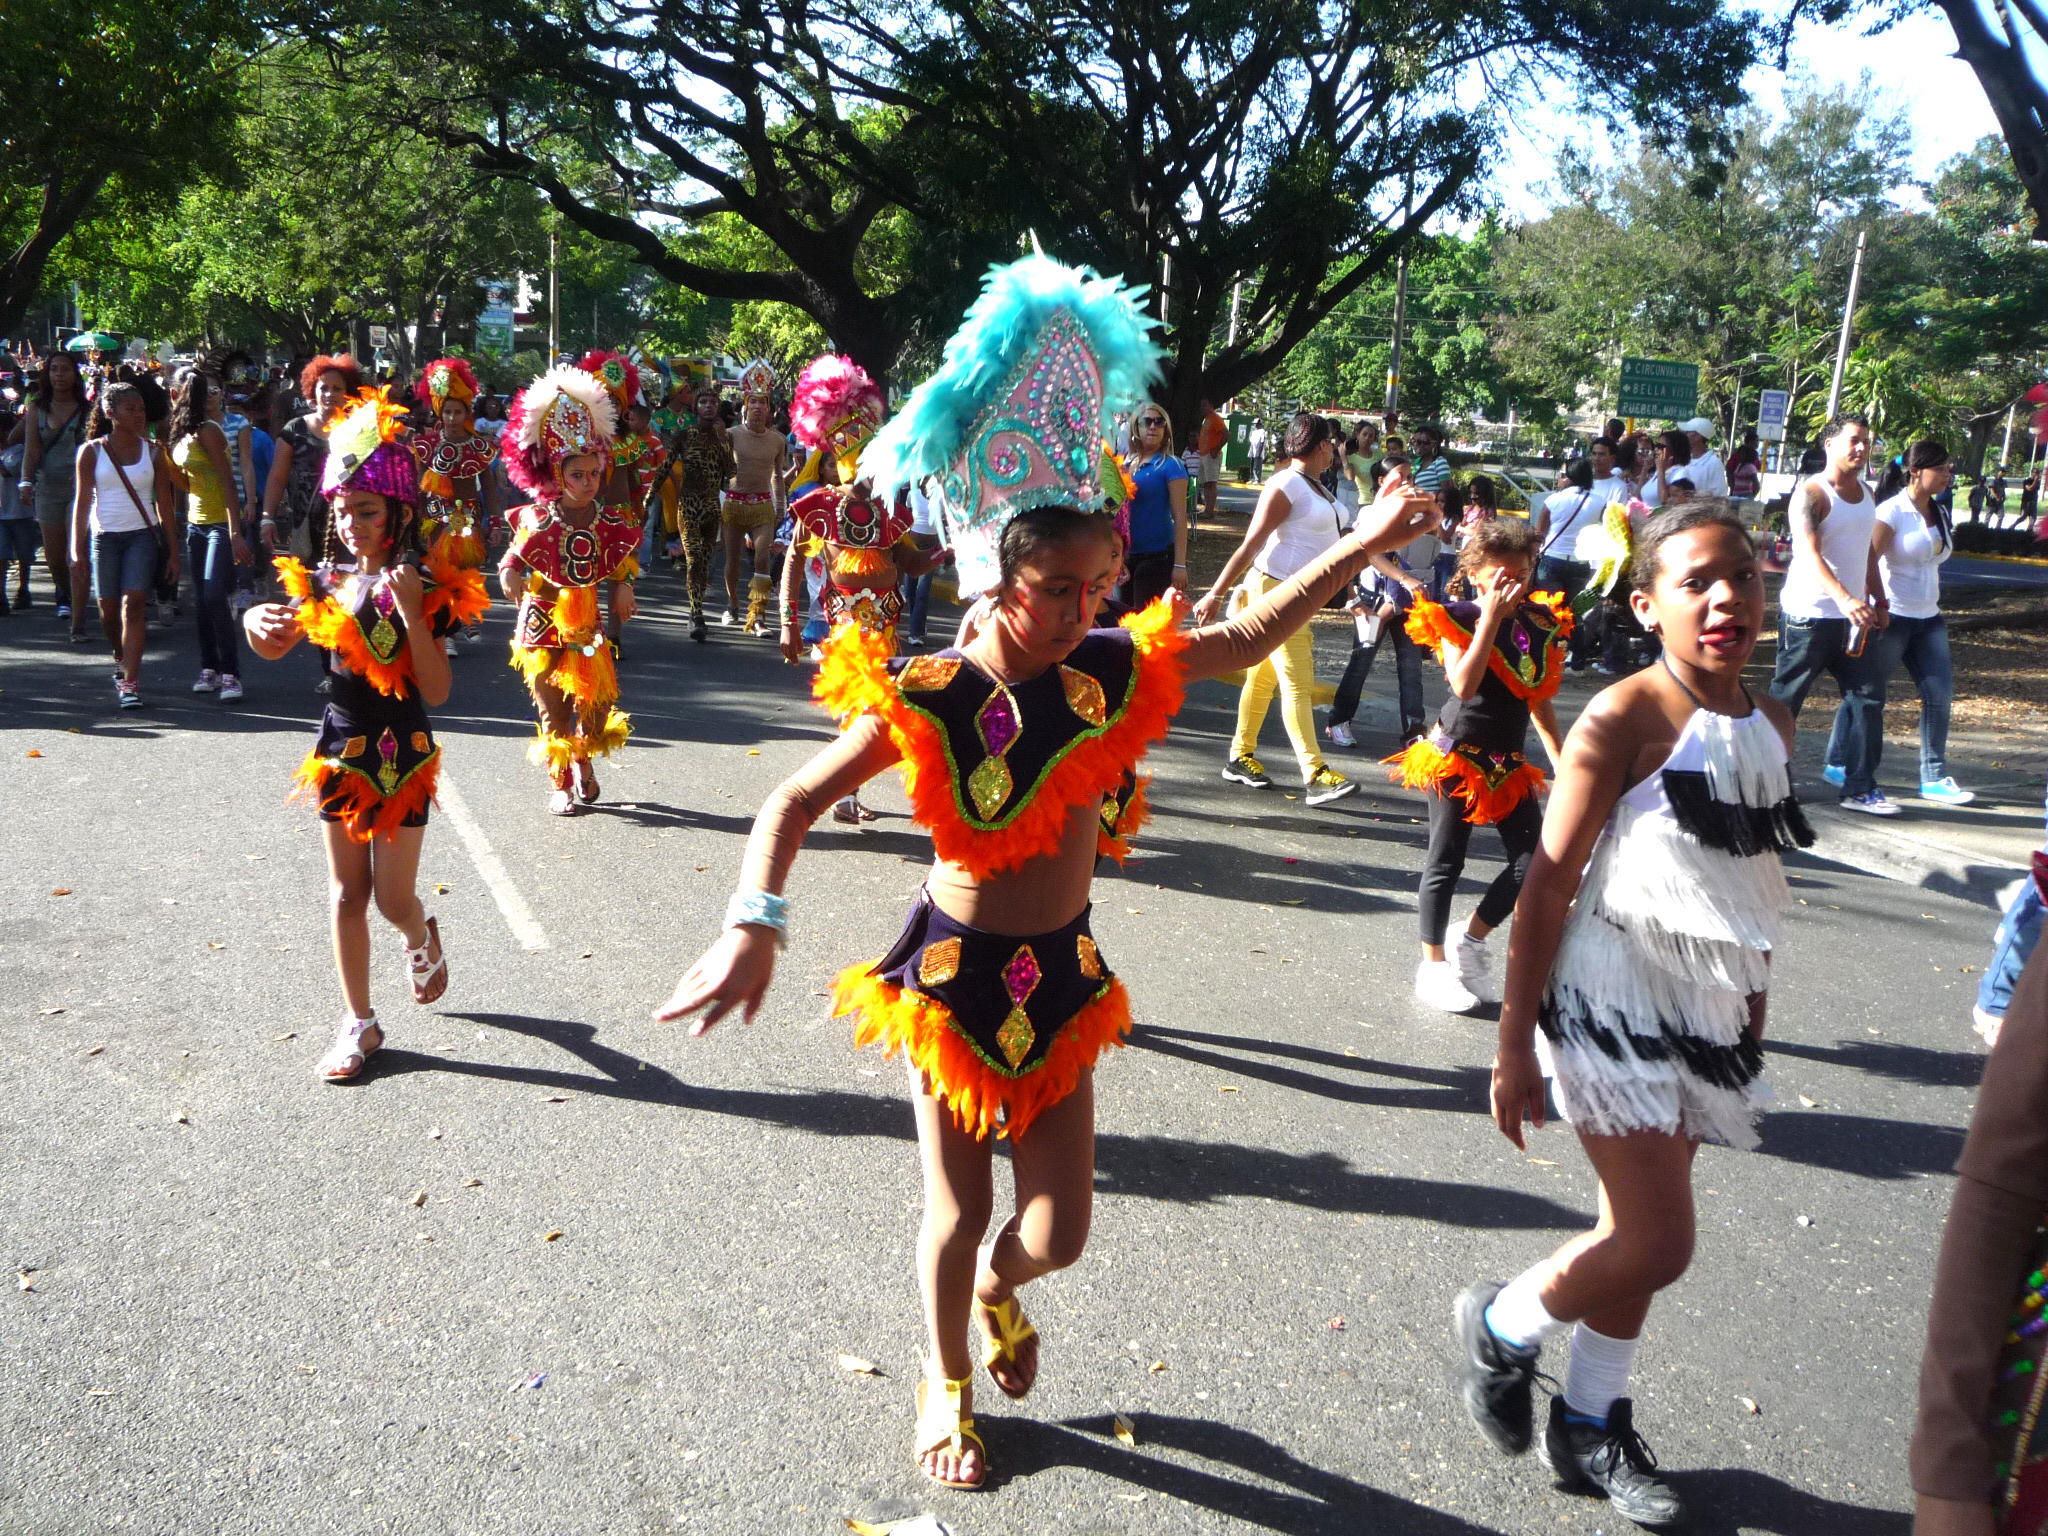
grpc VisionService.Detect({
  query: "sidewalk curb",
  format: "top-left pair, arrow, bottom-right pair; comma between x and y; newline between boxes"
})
1801,808 -> 2027,908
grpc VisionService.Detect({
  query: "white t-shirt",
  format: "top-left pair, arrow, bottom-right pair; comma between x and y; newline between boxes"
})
1540,486 -> 1607,562
1252,466 -> 1344,580
1875,493 -> 1950,620
89,438 -> 157,535
1779,477 -> 1877,621
1685,449 -> 1729,499
908,482 -> 937,538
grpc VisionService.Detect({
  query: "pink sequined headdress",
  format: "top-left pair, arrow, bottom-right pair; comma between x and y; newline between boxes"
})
504,365 -> 617,497
859,251 -> 1162,591
790,354 -> 884,481
321,388 -> 419,506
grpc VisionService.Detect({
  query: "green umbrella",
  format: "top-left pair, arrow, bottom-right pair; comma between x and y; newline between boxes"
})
65,332 -> 122,353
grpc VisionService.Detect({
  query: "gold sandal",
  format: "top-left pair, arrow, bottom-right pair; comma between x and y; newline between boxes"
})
973,1295 -> 1038,1400
913,1370 -> 987,1490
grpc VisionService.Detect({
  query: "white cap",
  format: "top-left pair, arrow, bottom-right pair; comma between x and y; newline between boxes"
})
1679,416 -> 1714,438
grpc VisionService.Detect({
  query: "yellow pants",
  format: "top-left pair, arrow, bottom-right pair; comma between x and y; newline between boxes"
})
1229,569 -> 1322,779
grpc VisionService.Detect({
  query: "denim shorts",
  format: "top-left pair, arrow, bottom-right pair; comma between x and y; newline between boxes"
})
92,525 -> 158,598
0,518 -> 39,564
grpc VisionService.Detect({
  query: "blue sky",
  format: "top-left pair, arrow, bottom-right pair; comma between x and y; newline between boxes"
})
1486,9 -> 2009,217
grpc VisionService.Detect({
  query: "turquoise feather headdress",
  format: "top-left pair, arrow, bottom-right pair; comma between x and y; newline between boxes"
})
861,250 -> 1163,587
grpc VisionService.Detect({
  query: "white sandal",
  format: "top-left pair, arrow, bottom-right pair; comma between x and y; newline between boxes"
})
319,1015 -> 384,1082
405,915 -> 448,1004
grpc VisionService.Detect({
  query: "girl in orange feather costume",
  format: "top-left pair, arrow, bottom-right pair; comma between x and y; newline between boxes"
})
654,251 -> 1442,1494
242,389 -> 487,1081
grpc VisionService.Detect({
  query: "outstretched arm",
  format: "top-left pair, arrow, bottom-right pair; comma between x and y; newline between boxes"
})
1179,471 -> 1438,683
654,714 -> 902,1032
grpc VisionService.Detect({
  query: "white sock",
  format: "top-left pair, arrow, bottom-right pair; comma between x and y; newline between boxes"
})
1484,1269 -> 1565,1354
1562,1322 -> 1639,1424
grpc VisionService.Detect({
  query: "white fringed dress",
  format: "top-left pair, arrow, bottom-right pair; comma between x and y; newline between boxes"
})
1538,702 -> 1814,1149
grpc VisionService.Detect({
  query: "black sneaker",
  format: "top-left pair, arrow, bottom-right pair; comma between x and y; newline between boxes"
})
1454,1280 -> 1538,1455
1221,754 -> 1272,788
1537,1396 -> 1685,1527
690,609 -> 708,643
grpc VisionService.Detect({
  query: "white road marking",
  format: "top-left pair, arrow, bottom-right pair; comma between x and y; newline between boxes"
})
436,770 -> 549,952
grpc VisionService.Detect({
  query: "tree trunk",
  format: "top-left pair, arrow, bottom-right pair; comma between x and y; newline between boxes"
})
0,172 -> 109,339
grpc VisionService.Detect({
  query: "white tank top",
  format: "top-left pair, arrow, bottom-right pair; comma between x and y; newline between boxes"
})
1778,476 -> 1875,621
89,439 -> 158,535
1251,466 -> 1343,581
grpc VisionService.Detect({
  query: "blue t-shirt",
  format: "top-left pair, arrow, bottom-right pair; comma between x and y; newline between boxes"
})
1126,452 -> 1188,555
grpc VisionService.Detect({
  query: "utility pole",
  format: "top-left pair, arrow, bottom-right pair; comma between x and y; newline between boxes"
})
1159,253 -> 1171,325
1384,252 -> 1408,421
1227,281 -> 1241,349
2001,401 -> 2015,471
1824,229 -> 1867,422
547,226 -> 560,365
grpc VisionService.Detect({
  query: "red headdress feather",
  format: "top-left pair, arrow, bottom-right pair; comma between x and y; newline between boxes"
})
578,349 -> 641,412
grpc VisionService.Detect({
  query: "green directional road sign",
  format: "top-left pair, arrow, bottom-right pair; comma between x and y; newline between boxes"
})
1617,357 -> 1699,421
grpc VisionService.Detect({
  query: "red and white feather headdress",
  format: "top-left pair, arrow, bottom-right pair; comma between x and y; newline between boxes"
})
504,365 -> 617,496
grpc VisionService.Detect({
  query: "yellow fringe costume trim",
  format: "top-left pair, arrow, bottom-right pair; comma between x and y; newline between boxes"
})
830,546 -> 894,577
612,553 -> 641,583
813,595 -> 1189,879
831,967 -> 1133,1143
1386,736 -> 1547,825
511,637 -> 619,713
1404,594 -> 1574,703
289,748 -> 440,843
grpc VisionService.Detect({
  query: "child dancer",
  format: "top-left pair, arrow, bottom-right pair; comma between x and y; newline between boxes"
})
241,389 -> 488,1080
499,366 -> 639,817
1392,519 -> 1569,1013
654,254 -> 1438,1491
579,350 -> 657,652
778,354 -> 939,823
1454,502 -> 1813,1528
412,357 -> 499,644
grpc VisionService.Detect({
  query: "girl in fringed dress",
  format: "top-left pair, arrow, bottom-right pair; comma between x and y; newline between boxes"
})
242,389 -> 489,1081
1453,501 -> 1815,1529
654,253 -> 1440,1492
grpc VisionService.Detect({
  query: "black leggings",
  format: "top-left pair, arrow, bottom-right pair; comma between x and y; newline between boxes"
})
1419,790 -> 1542,945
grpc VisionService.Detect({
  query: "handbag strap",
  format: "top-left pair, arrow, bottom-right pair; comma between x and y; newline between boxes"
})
103,440 -> 159,530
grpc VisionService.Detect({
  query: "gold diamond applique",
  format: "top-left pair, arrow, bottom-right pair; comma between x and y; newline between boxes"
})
1076,934 -> 1103,980
968,755 -> 1014,821
368,614 -> 401,661
411,731 -> 431,753
898,654 -> 961,692
342,735 -> 367,759
1059,665 -> 1107,726
996,1007 -> 1036,1068
918,937 -> 963,987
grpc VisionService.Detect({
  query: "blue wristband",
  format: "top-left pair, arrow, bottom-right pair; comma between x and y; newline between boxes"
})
724,889 -> 789,947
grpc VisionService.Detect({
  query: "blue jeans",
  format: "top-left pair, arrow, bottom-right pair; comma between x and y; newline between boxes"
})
1770,615 -> 1885,797
186,523 -> 242,674
1826,613 -> 1954,784
1536,557 -> 1593,667
91,526 -> 157,598
900,568 -> 935,640
1978,786 -> 2048,1020
1330,625 -> 1426,736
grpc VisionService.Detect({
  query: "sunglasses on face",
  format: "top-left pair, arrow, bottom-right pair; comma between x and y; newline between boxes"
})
1139,416 -> 1164,427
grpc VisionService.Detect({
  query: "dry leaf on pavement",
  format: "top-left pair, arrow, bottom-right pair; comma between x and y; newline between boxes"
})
173,1108 -> 189,1125
409,1190 -> 427,1208
1739,1397 -> 1761,1415
38,1006 -> 64,1016
17,1270 -> 34,1292
837,1354 -> 881,1375
84,1045 -> 103,1056
50,889 -> 71,897
1148,1360 -> 1168,1373
542,1229 -> 564,1243
1113,1413 -> 1137,1446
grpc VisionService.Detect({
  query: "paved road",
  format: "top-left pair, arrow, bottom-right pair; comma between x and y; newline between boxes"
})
1,566 -> 1992,1535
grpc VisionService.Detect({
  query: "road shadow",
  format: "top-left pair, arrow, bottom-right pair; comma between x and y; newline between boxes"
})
1660,1465 -> 1911,1535
1755,1108 -> 1966,1180
1129,1024 -> 1487,1113
986,1413 -> 1499,1534
1768,1036 -> 1987,1089
370,1013 -> 1581,1229
1092,1133 -> 1586,1228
